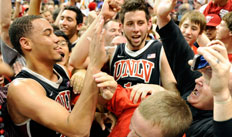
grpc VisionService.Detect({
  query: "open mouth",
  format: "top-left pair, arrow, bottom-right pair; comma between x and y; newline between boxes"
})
192,88 -> 199,97
131,35 -> 141,43
60,53 -> 65,57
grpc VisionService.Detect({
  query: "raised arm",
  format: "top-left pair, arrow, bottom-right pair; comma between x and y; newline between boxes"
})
12,0 -> 21,19
69,0 -> 122,69
28,0 -> 41,15
155,0 -> 176,28
7,16 -> 108,136
196,40 -> 232,136
0,0 -> 13,48
155,0 -> 201,95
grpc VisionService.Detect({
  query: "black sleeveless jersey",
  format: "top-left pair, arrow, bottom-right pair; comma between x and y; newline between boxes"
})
15,64 -> 71,137
110,40 -> 162,88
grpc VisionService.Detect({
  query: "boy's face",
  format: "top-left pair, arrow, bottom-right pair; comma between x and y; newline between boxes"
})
29,18 -> 62,63
122,10 -> 151,50
56,36 -> 70,66
128,109 -> 163,137
104,21 -> 122,46
59,10 -> 78,38
180,19 -> 201,45
216,20 -> 231,41
205,26 -> 217,40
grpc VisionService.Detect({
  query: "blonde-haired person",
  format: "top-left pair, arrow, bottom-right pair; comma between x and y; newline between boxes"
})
155,0 -> 232,136
179,10 -> 207,54
92,71 -> 192,137
128,91 -> 192,137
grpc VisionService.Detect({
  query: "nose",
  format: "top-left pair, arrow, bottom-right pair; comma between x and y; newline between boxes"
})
115,30 -> 121,37
60,18 -> 67,25
53,34 -> 59,44
195,76 -> 203,85
185,27 -> 192,34
132,24 -> 139,32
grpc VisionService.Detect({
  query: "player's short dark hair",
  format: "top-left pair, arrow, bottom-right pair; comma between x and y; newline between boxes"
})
9,15 -> 42,55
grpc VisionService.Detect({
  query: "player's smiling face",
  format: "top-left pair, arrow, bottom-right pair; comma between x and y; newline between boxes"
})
122,10 -> 151,51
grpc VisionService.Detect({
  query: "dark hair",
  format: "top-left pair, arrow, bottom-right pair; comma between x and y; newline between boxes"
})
54,30 -> 72,52
119,0 -> 150,23
8,15 -> 42,55
64,6 -> 83,24
222,12 -> 232,32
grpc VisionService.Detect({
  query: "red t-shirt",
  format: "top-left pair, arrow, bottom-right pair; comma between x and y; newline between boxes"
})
203,0 -> 232,18
228,53 -> 232,63
191,45 -> 198,55
107,85 -> 141,137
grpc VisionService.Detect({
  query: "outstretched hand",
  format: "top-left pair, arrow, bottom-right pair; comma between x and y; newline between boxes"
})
130,84 -> 165,104
155,0 -> 177,17
95,112 -> 116,131
197,40 -> 231,99
88,16 -> 108,70
100,0 -> 123,20
93,72 -> 117,100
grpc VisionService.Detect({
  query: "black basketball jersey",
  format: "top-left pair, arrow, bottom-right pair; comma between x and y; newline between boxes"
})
110,40 -> 162,88
14,64 -> 71,137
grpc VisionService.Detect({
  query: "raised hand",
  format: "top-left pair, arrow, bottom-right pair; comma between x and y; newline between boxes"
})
88,16 -> 108,70
70,69 -> 86,94
93,72 -> 117,100
155,0 -> 177,17
197,40 -> 231,100
130,84 -> 165,104
100,0 -> 123,20
95,111 -> 117,131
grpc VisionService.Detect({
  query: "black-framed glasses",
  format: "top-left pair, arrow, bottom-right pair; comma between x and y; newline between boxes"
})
57,41 -> 68,47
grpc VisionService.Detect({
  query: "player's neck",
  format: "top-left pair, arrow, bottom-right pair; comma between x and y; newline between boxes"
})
126,41 -> 146,51
26,60 -> 58,82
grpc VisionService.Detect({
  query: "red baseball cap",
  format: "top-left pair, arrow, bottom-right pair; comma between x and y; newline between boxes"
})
206,14 -> 221,27
88,2 -> 97,11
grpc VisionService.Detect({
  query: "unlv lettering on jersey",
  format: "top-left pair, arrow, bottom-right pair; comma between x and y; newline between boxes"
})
114,59 -> 155,83
55,90 -> 71,112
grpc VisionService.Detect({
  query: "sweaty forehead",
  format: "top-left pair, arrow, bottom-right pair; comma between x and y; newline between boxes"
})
61,10 -> 77,18
124,10 -> 147,22
131,110 -> 163,137
31,18 -> 53,32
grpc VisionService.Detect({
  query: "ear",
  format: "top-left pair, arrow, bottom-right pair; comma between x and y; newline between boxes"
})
229,31 -> 232,37
76,23 -> 83,31
19,37 -> 32,51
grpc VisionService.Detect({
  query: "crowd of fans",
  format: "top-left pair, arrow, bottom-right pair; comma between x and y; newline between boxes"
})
0,0 -> 232,137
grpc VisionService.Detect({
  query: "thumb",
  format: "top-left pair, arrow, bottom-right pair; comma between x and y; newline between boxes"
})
100,120 -> 106,130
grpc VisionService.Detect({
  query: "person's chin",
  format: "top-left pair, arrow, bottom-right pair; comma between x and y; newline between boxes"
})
54,57 -> 63,63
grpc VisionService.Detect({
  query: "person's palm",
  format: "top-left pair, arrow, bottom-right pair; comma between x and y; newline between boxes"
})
155,0 -> 177,17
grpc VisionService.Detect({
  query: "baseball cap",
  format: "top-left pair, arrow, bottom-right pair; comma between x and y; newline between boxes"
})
206,14 -> 221,27
88,2 -> 97,11
196,0 -> 205,5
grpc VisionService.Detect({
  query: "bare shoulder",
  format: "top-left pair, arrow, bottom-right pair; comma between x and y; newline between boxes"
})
7,78 -> 47,124
8,78 -> 46,97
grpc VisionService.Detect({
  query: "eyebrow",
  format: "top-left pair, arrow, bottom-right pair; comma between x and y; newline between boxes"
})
43,28 -> 53,34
